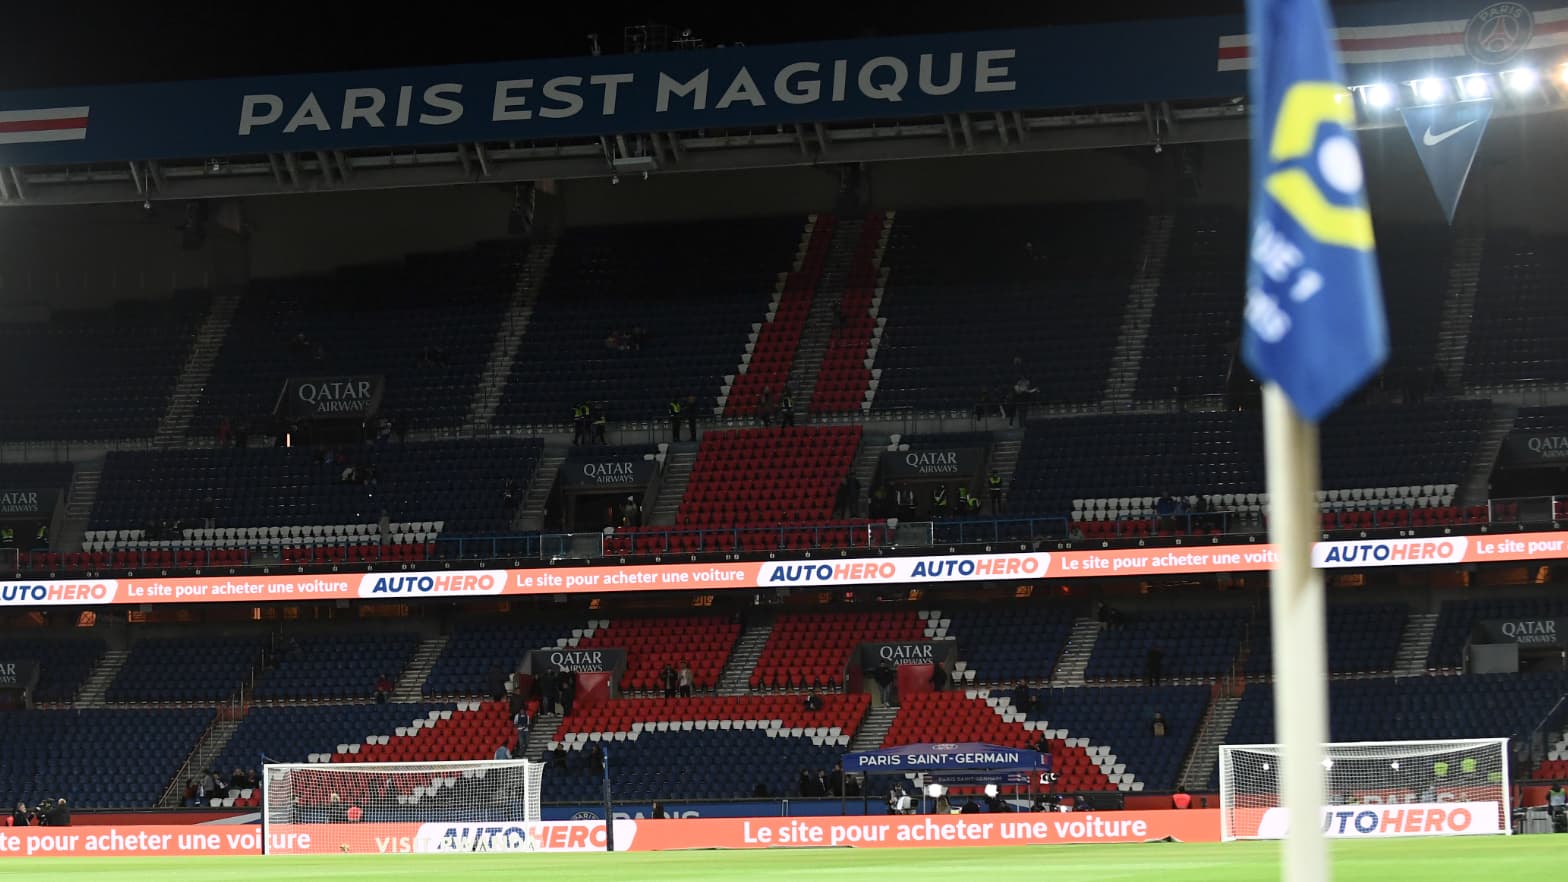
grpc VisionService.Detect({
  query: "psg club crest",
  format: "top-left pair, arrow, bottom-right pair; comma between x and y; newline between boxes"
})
1465,2 -> 1534,64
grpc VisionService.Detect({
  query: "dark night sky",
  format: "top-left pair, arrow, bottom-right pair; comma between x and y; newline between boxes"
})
3,0 -> 1269,90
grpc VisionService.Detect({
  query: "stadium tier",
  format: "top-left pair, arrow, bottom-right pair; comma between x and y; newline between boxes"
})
941,604 -> 1076,684
193,242 -> 522,434
1011,402 -> 1487,519
5,637 -> 105,704
1463,231 -> 1568,388
1243,603 -> 1410,677
546,694 -> 868,801
752,610 -> 928,690
576,616 -> 741,693
870,204 -> 1141,412
105,636 -> 264,703
1084,609 -> 1248,682
424,620 -> 581,698
0,708 -> 213,809
1134,209 -> 1245,401
252,632 -> 421,702
493,217 -> 804,426
0,292 -> 209,441
724,223 -> 823,420
215,702 -> 458,785
1427,597 -> 1568,672
90,438 -> 540,536
809,215 -> 886,415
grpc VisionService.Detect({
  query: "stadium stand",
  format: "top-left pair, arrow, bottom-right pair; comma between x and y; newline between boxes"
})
0,292 -> 209,441
1084,609 -> 1248,682
880,691 -> 1126,792
215,702 -> 455,778
1463,231 -> 1568,388
610,426 -> 867,554
424,620 -> 580,698
1244,603 -> 1409,676
725,222 -> 824,420
493,217 -> 804,426
944,603 -> 1076,684
1427,597 -> 1568,671
104,637 -> 264,703
193,242 -> 522,434
809,216 -> 886,415
751,609 -> 927,690
575,616 -> 741,693
545,694 -> 867,801
870,203 -> 1141,412
252,632 -> 421,701
5,637 -> 105,704
1134,208 -> 1244,401
1218,673 -> 1568,777
0,708 -> 212,808
1016,685 -> 1211,793
90,437 -> 540,537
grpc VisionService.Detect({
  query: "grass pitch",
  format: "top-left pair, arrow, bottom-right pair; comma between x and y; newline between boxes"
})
0,836 -> 1556,880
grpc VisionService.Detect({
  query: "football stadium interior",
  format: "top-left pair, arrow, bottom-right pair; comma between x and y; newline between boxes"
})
1,2 -> 1568,872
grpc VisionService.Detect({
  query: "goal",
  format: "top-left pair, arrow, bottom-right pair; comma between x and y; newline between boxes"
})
1218,738 -> 1510,841
263,759 -> 546,854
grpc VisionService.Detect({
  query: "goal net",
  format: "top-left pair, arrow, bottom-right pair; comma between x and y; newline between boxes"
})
1219,738 -> 1510,841
263,759 -> 546,854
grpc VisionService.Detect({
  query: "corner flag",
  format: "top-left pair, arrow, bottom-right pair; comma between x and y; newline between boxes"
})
1242,0 -> 1387,422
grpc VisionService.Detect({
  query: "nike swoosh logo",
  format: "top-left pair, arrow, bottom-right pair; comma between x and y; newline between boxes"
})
1422,121 -> 1478,146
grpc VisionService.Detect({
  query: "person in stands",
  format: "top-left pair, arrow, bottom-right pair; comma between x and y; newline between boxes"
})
11,802 -> 31,827
651,801 -> 668,819
684,395 -> 699,441
374,673 -> 393,704
660,663 -> 679,700
677,661 -> 694,698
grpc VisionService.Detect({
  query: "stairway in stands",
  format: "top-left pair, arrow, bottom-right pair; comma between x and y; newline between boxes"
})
523,712 -> 563,761
786,216 -> 865,414
159,718 -> 245,807
56,460 -> 105,557
1177,692 -> 1240,791
849,706 -> 900,751
1434,234 -> 1484,390
716,615 -> 777,695
648,444 -> 698,527
1104,214 -> 1174,403
392,637 -> 448,703
1394,612 -> 1440,677
1049,619 -> 1104,687
466,239 -> 556,432
73,649 -> 128,708
154,289 -> 244,447
514,443 -> 568,532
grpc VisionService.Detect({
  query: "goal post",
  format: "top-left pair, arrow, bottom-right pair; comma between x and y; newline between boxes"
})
1219,738 -> 1511,841
262,759 -> 546,854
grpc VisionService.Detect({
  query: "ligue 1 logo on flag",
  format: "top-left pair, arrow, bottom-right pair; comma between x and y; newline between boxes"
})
1465,2 -> 1534,65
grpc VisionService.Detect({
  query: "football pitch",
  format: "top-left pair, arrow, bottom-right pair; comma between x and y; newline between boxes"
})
0,837 -> 1558,881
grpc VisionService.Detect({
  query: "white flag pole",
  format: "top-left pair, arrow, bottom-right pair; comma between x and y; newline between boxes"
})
1262,382 -> 1331,882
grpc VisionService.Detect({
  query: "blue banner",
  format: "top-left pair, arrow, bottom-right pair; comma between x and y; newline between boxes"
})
1241,0 -> 1388,422
844,742 -> 1049,773
545,799 -> 874,820
1401,99 -> 1494,223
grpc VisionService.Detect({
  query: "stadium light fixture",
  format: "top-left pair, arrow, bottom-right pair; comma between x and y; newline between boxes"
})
1459,75 -> 1491,99
1503,67 -> 1540,92
1414,78 -> 1447,103
925,783 -> 945,798
1362,83 -> 1394,109
984,784 -> 999,798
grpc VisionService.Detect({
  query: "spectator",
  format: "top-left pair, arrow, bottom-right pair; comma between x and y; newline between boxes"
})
650,801 -> 668,819
1152,712 -> 1167,737
229,767 -> 247,791
845,775 -> 862,798
930,664 -> 948,692
11,802 -> 31,827
1145,647 -> 1164,686
660,664 -> 679,700
798,769 -> 814,797
827,763 -> 844,797
677,661 -> 693,699
495,743 -> 512,761
201,769 -> 219,798
816,769 -> 829,796
47,798 -> 69,827
588,743 -> 604,775
489,666 -> 508,702
1011,680 -> 1034,714
684,394 -> 699,441
757,387 -> 773,427
559,674 -> 576,716
873,662 -> 896,707
374,673 -> 393,704
246,768 -> 259,790
803,692 -> 824,712
935,793 -> 952,815
540,669 -> 558,715
960,798 -> 981,814
513,706 -> 530,747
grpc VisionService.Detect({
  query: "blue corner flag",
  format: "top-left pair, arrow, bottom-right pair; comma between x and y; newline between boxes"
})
1242,0 -> 1387,423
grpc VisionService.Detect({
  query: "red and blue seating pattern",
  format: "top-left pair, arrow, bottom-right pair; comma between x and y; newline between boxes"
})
752,610 -> 927,690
